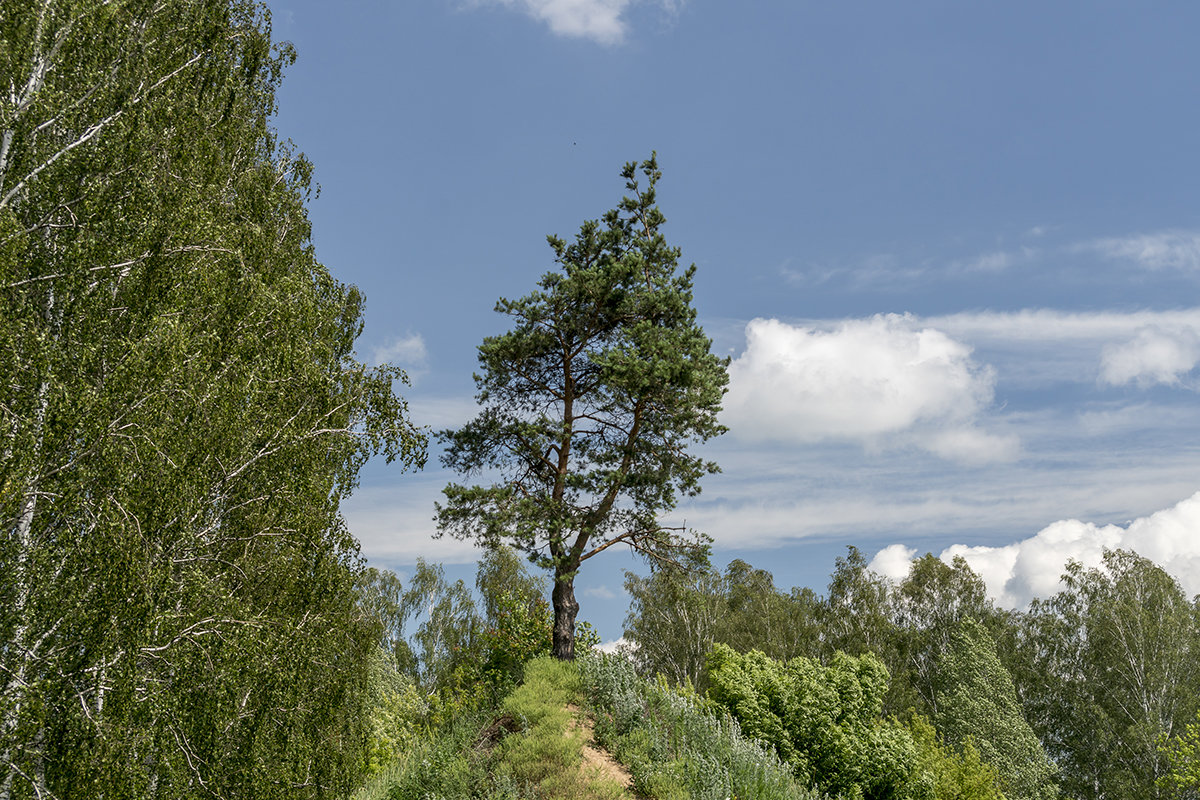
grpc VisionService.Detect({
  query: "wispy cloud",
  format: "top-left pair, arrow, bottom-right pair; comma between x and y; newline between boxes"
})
871,490 -> 1200,609
372,333 -> 428,370
927,308 -> 1200,342
780,226 -> 1200,291
343,481 -> 482,565
407,395 -> 482,430
1084,230 -> 1200,271
945,246 -> 1040,276
780,245 -> 1041,289
467,0 -> 678,45
780,253 -> 925,289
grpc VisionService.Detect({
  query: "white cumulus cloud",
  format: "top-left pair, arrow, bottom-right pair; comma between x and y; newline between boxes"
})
723,315 -> 1015,463
870,544 -> 918,580
870,490 -> 1200,609
1100,327 -> 1200,387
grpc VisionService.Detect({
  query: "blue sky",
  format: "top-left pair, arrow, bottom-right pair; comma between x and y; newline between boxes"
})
269,0 -> 1200,639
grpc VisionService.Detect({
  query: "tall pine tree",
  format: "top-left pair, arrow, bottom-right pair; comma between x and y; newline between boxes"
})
436,155 -> 728,659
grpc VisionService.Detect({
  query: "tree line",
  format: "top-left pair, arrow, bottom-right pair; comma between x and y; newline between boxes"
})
348,543 -> 1200,800
623,547 -> 1200,800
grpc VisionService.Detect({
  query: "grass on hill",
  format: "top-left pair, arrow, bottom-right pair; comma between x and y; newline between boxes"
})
356,653 -> 821,800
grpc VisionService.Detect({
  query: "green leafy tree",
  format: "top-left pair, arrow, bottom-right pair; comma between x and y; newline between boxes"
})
706,643 -> 918,799
1,1 -> 424,796
400,559 -> 481,691
622,556 -> 823,691
475,542 -> 549,625
436,154 -> 729,660
358,551 -> 553,707
935,617 -> 1057,800
358,566 -> 420,674
623,560 -> 725,689
889,554 -> 995,717
473,545 -> 553,693
906,715 -> 1005,800
1019,550 -> 1200,800
718,558 -> 822,660
1160,709 -> 1200,798
822,546 -> 896,659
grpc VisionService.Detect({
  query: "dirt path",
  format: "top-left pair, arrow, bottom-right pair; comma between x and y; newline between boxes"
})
566,704 -> 635,794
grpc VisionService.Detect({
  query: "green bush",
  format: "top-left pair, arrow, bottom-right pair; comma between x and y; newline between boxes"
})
580,650 -> 820,800
907,715 -> 1005,800
353,706 -> 493,800
707,643 -> 916,799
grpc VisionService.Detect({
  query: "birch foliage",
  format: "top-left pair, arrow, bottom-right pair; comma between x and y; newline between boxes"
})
1020,550 -> 1200,800
0,2 -> 424,796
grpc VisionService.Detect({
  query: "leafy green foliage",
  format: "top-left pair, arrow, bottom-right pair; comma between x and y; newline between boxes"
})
364,648 -> 429,776
1018,550 -> 1200,800
624,562 -> 726,689
623,558 -> 823,692
1160,709 -> 1200,797
474,547 -> 554,694
906,715 -> 1004,800
889,554 -> 996,717
1,1 -> 424,795
436,155 -> 729,659
820,547 -> 896,659
493,657 -> 627,799
935,618 -> 1057,800
580,650 -> 818,800
358,657 -> 620,800
360,549 -> 555,709
706,643 -> 917,799
355,705 -> 501,800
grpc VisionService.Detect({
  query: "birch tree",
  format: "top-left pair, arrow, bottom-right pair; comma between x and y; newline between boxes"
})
1020,550 -> 1200,800
1,2 -> 424,796
935,617 -> 1057,800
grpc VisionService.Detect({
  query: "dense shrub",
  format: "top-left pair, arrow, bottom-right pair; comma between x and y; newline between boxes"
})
707,643 -> 914,799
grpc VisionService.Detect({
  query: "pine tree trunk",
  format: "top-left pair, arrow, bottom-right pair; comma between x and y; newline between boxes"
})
551,567 -> 580,660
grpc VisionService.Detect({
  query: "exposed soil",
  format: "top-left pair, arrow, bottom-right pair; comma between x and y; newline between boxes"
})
474,713 -> 521,751
566,704 -> 634,792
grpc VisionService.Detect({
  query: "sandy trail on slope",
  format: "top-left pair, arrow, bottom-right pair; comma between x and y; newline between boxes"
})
566,704 -> 634,793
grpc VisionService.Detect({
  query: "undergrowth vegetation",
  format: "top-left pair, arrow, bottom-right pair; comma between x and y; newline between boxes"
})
494,659 -> 625,799
578,651 -> 820,800
356,658 -> 625,800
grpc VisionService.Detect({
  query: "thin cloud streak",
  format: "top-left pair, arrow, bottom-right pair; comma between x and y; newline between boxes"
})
1085,230 -> 1200,271
780,227 -> 1200,290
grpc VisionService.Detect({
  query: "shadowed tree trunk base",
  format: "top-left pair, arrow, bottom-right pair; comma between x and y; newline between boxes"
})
552,570 -> 580,660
